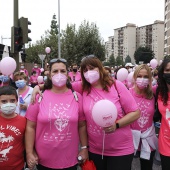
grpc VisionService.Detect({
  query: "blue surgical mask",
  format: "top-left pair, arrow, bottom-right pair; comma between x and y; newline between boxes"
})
44,76 -> 47,81
15,80 -> 26,89
0,75 -> 9,83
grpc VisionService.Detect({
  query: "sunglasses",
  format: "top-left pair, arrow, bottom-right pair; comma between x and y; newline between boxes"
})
81,54 -> 96,62
50,58 -> 67,64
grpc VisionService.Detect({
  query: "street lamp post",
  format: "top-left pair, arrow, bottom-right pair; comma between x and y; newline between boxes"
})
38,54 -> 46,68
58,0 -> 61,59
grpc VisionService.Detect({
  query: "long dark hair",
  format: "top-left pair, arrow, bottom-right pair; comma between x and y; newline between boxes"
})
80,56 -> 114,94
157,58 -> 170,105
44,59 -> 73,91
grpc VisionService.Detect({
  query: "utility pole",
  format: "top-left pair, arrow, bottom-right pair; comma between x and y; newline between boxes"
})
13,0 -> 19,71
58,0 -> 61,59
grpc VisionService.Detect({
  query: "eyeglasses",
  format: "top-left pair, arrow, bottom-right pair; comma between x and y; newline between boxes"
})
81,54 -> 96,62
50,58 -> 67,64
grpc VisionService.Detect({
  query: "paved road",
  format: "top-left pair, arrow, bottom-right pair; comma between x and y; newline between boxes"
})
132,158 -> 162,170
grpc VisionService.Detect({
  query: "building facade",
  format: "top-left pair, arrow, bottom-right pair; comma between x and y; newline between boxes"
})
105,36 -> 114,62
114,23 -> 136,64
136,20 -> 164,61
165,0 -> 170,55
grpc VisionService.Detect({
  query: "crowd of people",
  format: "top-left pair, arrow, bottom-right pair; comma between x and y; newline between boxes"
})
0,56 -> 170,170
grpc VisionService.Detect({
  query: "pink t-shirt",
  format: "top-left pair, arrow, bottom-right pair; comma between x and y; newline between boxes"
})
29,75 -> 38,84
76,80 -> 138,156
20,69 -> 29,76
32,68 -> 41,76
68,72 -> 81,82
158,93 -> 170,156
26,89 -> 85,169
130,87 -> 155,132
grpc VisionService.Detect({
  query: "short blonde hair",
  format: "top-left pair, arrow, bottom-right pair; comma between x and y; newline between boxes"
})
133,64 -> 153,99
14,71 -> 28,81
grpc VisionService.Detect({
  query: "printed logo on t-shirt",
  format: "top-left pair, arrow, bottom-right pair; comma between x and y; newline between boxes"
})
43,103 -> 72,142
166,108 -> 170,127
137,101 -> 151,128
0,132 -> 14,162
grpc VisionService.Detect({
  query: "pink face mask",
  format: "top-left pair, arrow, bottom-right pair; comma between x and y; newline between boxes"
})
84,70 -> 100,84
136,78 -> 149,89
52,73 -> 67,87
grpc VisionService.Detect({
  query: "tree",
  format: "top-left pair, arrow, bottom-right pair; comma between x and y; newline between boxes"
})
134,46 -> 154,64
109,54 -> 116,66
116,56 -> 123,66
125,55 -> 131,64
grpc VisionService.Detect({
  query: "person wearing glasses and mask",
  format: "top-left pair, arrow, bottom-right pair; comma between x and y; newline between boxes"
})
68,63 -> 81,82
31,55 -> 140,170
25,58 -> 88,170
156,58 -> 170,170
129,64 -> 158,170
14,71 -> 33,117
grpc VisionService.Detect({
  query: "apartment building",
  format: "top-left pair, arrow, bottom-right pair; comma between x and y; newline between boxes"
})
136,20 -> 164,61
105,36 -> 114,62
114,23 -> 136,64
165,0 -> 170,55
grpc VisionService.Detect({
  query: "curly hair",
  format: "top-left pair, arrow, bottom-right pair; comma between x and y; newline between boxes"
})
80,56 -> 114,94
157,58 -> 170,105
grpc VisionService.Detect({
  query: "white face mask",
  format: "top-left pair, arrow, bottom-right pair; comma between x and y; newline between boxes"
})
34,66 -> 38,68
0,103 -> 16,115
84,70 -> 100,84
21,66 -> 24,69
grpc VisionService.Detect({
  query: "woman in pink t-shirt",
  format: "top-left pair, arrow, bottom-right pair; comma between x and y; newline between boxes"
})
129,64 -> 157,170
157,58 -> 170,170
32,56 -> 140,170
25,59 -> 88,170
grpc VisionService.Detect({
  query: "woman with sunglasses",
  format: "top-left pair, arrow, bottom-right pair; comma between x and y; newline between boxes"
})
25,58 -> 88,170
32,56 -> 140,170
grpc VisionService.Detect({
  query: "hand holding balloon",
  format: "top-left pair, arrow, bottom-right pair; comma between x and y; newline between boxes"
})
92,100 -> 118,128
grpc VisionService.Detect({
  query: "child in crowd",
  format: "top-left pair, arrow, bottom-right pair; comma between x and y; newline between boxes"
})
0,86 -> 26,170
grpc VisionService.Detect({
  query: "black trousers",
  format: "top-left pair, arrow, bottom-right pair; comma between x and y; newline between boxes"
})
160,154 -> 170,170
136,151 -> 155,170
89,151 -> 134,170
37,164 -> 77,170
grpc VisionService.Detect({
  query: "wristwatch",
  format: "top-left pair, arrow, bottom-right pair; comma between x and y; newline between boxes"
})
116,123 -> 120,129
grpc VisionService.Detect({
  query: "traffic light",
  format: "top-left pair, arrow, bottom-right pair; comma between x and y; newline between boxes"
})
11,26 -> 23,53
19,17 -> 32,44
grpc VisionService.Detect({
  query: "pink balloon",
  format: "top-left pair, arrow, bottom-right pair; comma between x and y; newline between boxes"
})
45,47 -> 51,54
92,100 -> 117,127
127,72 -> 134,83
1,57 -> 16,75
37,76 -> 44,84
159,60 -> 163,65
117,68 -> 128,82
150,59 -> 158,69
40,68 -> 44,72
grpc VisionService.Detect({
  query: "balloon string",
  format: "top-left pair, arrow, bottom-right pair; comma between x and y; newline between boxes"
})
102,130 -> 105,160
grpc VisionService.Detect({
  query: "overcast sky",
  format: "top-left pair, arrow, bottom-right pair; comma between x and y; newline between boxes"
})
0,0 -> 164,47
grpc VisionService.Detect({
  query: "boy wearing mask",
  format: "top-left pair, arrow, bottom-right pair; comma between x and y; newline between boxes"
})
32,63 -> 41,76
0,86 -> 26,170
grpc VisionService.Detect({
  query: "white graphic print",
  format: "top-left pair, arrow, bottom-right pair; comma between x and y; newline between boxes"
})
137,100 -> 150,128
166,108 -> 170,127
0,132 -> 14,161
43,102 -> 71,142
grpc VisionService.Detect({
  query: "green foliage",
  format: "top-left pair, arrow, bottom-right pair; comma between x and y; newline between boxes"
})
116,56 -> 123,66
26,19 -> 105,66
125,55 -> 131,64
164,55 -> 170,60
109,54 -> 116,66
134,46 -> 154,64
